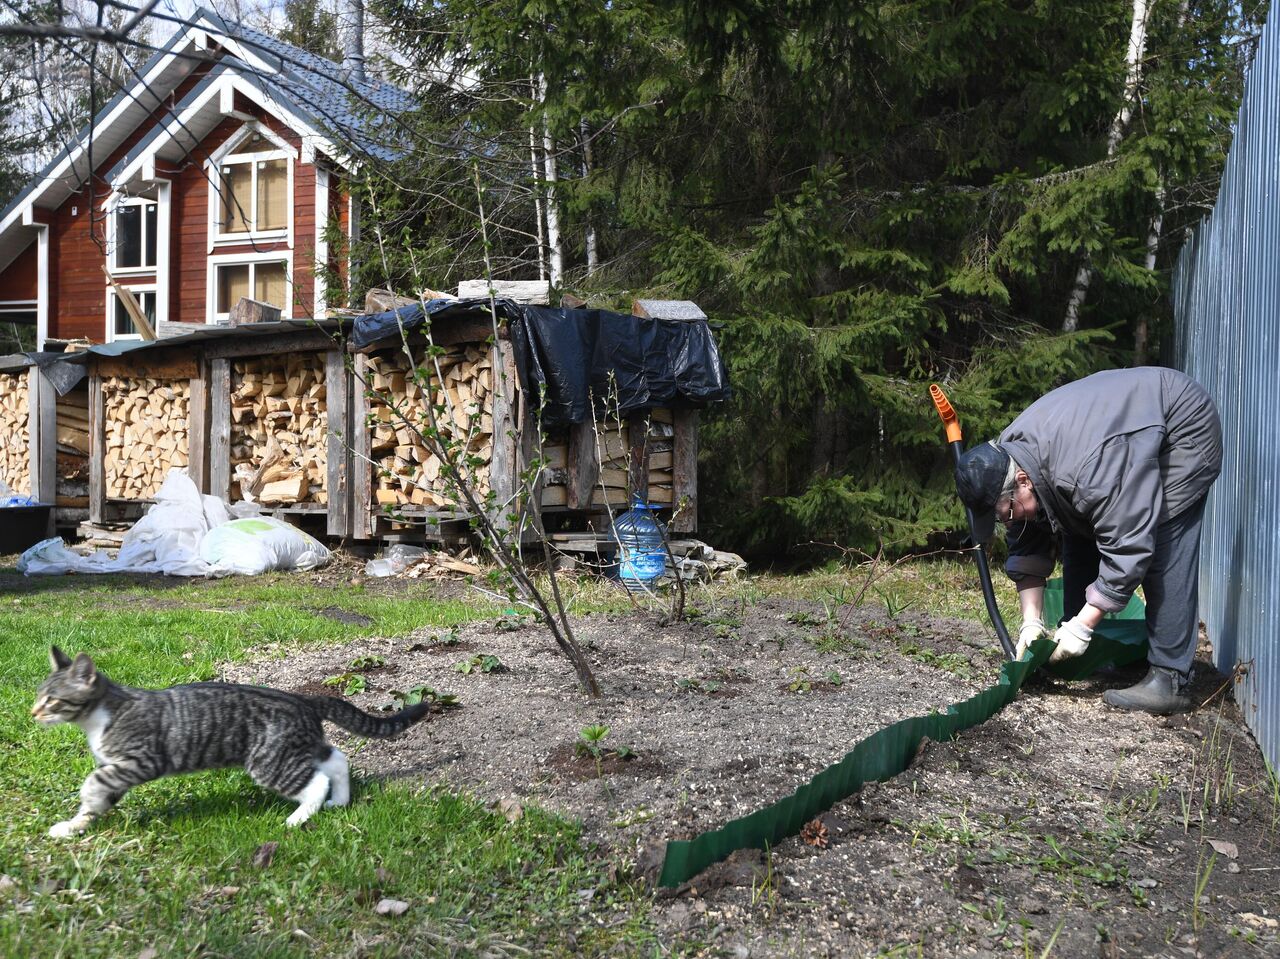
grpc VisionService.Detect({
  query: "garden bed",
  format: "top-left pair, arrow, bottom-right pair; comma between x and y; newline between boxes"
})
222,595 -> 1278,957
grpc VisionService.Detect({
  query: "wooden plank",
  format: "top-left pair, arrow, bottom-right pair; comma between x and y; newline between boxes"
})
632,298 -> 707,322
672,409 -> 698,532
627,414 -> 649,503
88,373 -> 105,525
487,340 -> 516,533
27,367 -> 56,518
202,330 -> 337,359
187,365 -> 210,492
457,279 -> 550,305
103,266 -> 156,340
351,352 -> 372,540
228,297 -> 282,326
517,360 -> 541,543
96,354 -> 198,381
566,418 -> 598,510
325,350 -> 351,537
209,358 -> 231,500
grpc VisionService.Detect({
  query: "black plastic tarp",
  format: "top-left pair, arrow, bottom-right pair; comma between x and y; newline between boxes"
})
351,298 -> 731,429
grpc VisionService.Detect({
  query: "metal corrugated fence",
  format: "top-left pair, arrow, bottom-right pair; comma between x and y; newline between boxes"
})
1170,14 -> 1280,772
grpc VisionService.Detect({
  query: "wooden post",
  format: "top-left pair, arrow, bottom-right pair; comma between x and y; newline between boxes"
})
187,363 -> 211,493
325,350 -> 351,537
27,366 -> 56,508
488,341 -> 517,533
517,365 -> 541,543
627,413 -> 649,504
672,409 -> 698,533
209,358 -> 231,501
566,418 -> 598,510
88,372 -> 105,524
350,352 -> 372,539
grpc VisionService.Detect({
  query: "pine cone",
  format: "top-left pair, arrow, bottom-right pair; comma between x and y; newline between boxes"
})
800,817 -> 830,849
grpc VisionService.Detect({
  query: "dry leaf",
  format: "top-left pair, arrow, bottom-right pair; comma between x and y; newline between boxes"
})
497,798 -> 524,824
375,898 -> 410,916
800,817 -> 830,849
1207,839 -> 1239,860
252,841 -> 279,870
138,949 -> 158,959
1238,912 -> 1279,929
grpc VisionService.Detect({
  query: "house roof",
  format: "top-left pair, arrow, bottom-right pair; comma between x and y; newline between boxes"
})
0,8 -> 415,273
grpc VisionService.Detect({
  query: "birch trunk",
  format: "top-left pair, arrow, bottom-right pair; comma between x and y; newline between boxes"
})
580,119 -> 598,275
537,76 -> 564,287
1062,0 -> 1151,332
528,119 -> 547,281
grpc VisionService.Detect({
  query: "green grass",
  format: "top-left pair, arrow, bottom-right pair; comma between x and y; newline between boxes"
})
0,574 -> 665,957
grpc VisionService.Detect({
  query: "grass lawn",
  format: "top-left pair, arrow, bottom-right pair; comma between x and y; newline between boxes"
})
0,573 -> 663,958
0,556 -> 1013,957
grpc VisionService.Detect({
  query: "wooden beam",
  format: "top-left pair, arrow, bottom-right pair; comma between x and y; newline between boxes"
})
672,409 -> 698,533
187,363 -> 211,492
350,352 -> 372,540
457,279 -> 550,305
202,330 -> 337,359
88,373 -> 105,524
325,350 -> 351,537
517,360 -> 541,543
228,297 -> 282,326
350,316 -> 501,355
208,358 -> 231,501
96,354 -> 198,381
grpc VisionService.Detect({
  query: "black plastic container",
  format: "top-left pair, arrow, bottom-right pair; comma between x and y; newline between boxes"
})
0,505 -> 52,554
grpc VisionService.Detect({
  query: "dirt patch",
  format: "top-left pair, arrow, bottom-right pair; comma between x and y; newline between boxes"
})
315,606 -> 374,627
221,598 -> 1279,957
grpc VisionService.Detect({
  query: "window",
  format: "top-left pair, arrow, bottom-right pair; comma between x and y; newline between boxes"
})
218,154 -> 288,235
113,200 -> 158,269
213,260 -> 289,321
109,288 -> 156,341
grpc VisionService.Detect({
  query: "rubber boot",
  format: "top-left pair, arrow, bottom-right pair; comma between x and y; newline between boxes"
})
1102,666 -> 1191,715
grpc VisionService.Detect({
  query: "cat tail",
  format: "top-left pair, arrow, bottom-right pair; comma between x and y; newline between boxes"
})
313,697 -> 430,738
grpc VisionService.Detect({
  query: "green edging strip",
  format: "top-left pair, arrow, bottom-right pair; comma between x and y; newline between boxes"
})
657,581 -> 1150,888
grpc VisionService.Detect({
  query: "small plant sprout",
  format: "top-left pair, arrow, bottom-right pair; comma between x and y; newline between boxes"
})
322,672 -> 367,696
455,653 -> 504,675
348,655 -> 386,671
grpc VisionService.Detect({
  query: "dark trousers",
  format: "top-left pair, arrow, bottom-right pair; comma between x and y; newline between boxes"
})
1060,495 -> 1208,679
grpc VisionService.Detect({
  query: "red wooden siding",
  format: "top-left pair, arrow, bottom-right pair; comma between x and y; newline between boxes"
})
0,242 -> 37,301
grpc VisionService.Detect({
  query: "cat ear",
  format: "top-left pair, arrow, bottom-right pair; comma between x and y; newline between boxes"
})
68,652 -> 97,685
49,646 -> 72,671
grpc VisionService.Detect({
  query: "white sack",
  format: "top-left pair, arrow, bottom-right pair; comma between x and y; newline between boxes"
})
198,517 -> 331,576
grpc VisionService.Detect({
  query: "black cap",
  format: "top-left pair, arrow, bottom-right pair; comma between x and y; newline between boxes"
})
954,441 -> 1011,544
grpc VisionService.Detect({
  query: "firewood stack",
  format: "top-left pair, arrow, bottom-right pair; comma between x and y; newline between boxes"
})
229,355 -> 328,505
537,409 -> 676,508
365,345 -> 494,508
0,372 -> 30,494
103,376 -> 189,499
55,392 -> 90,455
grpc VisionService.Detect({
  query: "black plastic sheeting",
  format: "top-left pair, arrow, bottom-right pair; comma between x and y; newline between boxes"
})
351,298 -> 731,429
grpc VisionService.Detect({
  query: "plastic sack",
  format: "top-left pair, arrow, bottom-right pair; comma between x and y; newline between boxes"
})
18,538 -> 117,575
0,477 -> 37,508
365,544 -> 427,577
199,517 -> 331,576
113,470 -> 228,576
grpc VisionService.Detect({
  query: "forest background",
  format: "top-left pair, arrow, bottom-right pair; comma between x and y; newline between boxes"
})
0,0 -> 1270,558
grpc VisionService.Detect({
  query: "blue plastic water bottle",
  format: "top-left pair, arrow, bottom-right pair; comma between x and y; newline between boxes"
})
614,497 -> 667,592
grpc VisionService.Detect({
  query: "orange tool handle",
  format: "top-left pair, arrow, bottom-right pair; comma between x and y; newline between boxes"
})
930,384 -> 963,444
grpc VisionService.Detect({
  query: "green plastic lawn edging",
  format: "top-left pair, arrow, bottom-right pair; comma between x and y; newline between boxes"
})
656,580 -> 1149,888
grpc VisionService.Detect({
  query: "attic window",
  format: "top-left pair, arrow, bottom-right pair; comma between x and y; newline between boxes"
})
217,155 -> 288,234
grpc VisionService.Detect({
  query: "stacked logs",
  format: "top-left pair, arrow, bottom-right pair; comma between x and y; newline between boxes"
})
366,345 -> 494,508
103,376 -> 189,499
538,409 -> 675,508
229,355 -> 328,505
0,372 -> 30,494
55,392 -> 90,455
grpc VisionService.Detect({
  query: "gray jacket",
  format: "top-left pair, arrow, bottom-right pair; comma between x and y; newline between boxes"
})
1000,367 -> 1222,613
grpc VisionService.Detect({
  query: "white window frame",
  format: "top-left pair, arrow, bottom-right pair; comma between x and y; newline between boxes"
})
206,250 -> 294,324
105,283 -> 157,343
206,122 -> 296,250
107,196 -> 160,274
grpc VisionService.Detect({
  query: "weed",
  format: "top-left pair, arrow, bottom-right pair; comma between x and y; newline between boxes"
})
348,654 -> 386,671
1191,850 -> 1217,934
750,843 -> 780,916
386,685 -> 459,710
455,654 -> 504,675
575,724 -> 634,778
787,666 -> 813,693
322,671 -> 367,696
898,641 -> 975,679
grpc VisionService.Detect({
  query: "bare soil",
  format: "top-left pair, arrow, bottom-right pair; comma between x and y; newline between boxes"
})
213,595 -> 1278,957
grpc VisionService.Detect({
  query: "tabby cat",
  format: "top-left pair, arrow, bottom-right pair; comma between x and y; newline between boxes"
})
32,646 -> 429,838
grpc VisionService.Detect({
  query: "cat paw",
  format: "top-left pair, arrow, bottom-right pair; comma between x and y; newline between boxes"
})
285,809 -> 313,828
48,819 -> 85,839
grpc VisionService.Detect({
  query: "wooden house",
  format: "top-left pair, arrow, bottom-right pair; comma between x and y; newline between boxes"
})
0,7 -> 412,347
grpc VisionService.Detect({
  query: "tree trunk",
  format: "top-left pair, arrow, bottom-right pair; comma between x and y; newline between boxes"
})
528,114 -> 547,281
1062,0 -> 1152,332
537,76 -> 564,286
580,119 -> 598,275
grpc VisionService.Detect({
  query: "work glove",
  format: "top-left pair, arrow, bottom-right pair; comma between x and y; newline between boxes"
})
1016,617 -> 1045,660
1049,617 -> 1094,664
